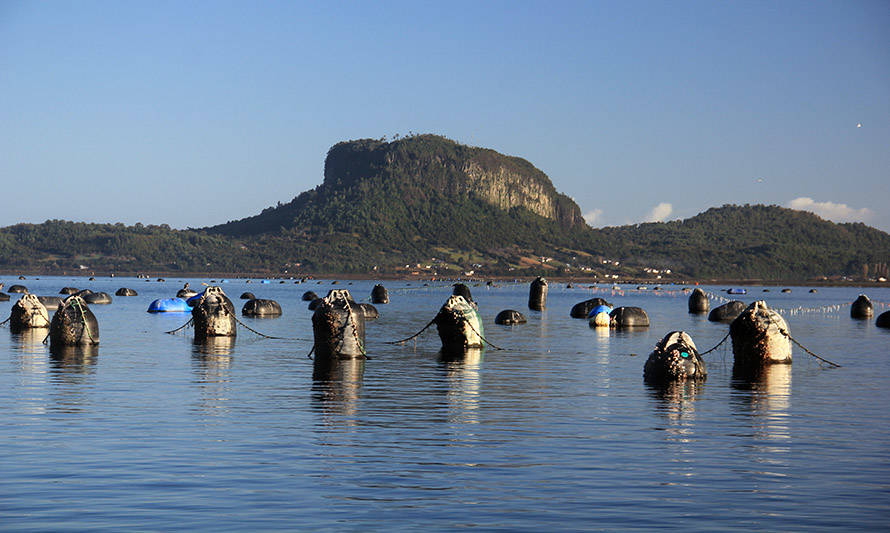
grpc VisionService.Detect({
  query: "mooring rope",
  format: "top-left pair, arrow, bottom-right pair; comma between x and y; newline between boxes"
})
72,298 -> 95,343
232,314 -> 311,341
699,331 -> 731,356
778,327 -> 842,368
463,318 -> 505,351
763,310 -> 843,368
341,299 -> 367,357
385,317 -> 437,344
165,317 -> 194,334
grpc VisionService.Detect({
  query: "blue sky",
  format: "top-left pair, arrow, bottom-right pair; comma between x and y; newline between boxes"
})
1,1 -> 888,232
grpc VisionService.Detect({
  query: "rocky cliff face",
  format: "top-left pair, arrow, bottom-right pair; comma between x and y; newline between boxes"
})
323,135 -> 585,230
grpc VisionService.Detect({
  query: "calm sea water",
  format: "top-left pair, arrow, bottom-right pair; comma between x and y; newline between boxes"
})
1,277 -> 888,531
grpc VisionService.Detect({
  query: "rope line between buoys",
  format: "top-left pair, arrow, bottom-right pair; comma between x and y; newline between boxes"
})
386,317 -> 437,345
165,318 -> 194,335
73,298 -> 95,343
232,314 -> 310,341
463,317 -> 505,351
779,327 -> 842,368
699,331 -> 731,356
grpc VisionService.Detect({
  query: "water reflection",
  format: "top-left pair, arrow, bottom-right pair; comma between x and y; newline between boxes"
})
49,344 -> 99,373
731,364 -> 792,476
647,379 -> 705,423
311,357 -> 365,424
440,347 -> 483,425
191,337 -> 235,415
47,344 -> 99,413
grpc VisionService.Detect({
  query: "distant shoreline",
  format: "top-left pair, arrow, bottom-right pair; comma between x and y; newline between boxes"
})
2,270 -> 886,289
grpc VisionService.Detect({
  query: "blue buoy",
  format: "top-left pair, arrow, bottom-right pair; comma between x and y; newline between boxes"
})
147,297 -> 191,313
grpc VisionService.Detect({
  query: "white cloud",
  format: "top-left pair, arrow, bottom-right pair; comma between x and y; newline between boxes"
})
787,197 -> 873,223
644,202 -> 673,223
583,209 -> 603,226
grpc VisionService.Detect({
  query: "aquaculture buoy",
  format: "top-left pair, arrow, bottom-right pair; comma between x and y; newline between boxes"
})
371,284 -> 389,304
241,298 -> 282,317
851,294 -> 874,319
9,294 -> 51,332
147,298 -> 191,313
708,300 -> 747,322
311,290 -> 366,360
610,306 -> 649,328
495,309 -> 526,325
528,277 -> 548,310
588,304 -> 613,327
688,287 -> 709,313
570,298 -> 611,319
644,331 -> 706,383
730,301 -> 791,367
452,283 -> 473,303
50,295 -> 99,347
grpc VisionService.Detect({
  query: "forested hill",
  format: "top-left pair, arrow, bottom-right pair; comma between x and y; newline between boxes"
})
0,135 -> 888,280
587,205 -> 890,279
206,134 -> 585,238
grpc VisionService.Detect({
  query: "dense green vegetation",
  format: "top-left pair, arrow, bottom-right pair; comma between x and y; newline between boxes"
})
1,135 -> 888,280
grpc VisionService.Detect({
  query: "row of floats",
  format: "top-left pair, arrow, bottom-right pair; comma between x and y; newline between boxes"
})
3,278 -> 887,384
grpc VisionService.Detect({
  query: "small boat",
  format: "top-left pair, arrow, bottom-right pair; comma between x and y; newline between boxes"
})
727,288 -> 747,295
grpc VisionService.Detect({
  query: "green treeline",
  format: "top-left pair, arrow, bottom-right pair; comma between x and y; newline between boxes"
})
1,135 -> 887,280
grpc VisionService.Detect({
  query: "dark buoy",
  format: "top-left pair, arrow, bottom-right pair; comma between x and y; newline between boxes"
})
851,294 -> 874,319
82,292 -> 112,305
302,290 -> 319,302
311,290 -> 366,360
50,295 -> 99,347
570,298 -> 611,318
528,276 -> 548,310
730,301 -> 791,368
688,288 -> 709,314
781,288 -> 792,293
876,310 -> 890,329
240,292 -> 256,300
371,284 -> 389,304
435,295 -> 484,351
241,298 -> 282,317
36,295 -> 64,311
60,287 -> 79,295
708,300 -> 747,322
9,294 -> 51,332
610,307 -> 649,328
192,287 -> 236,340
357,303 -> 379,320
115,287 -> 138,296
495,309 -> 526,325
644,331 -> 706,383
452,283 -> 473,303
